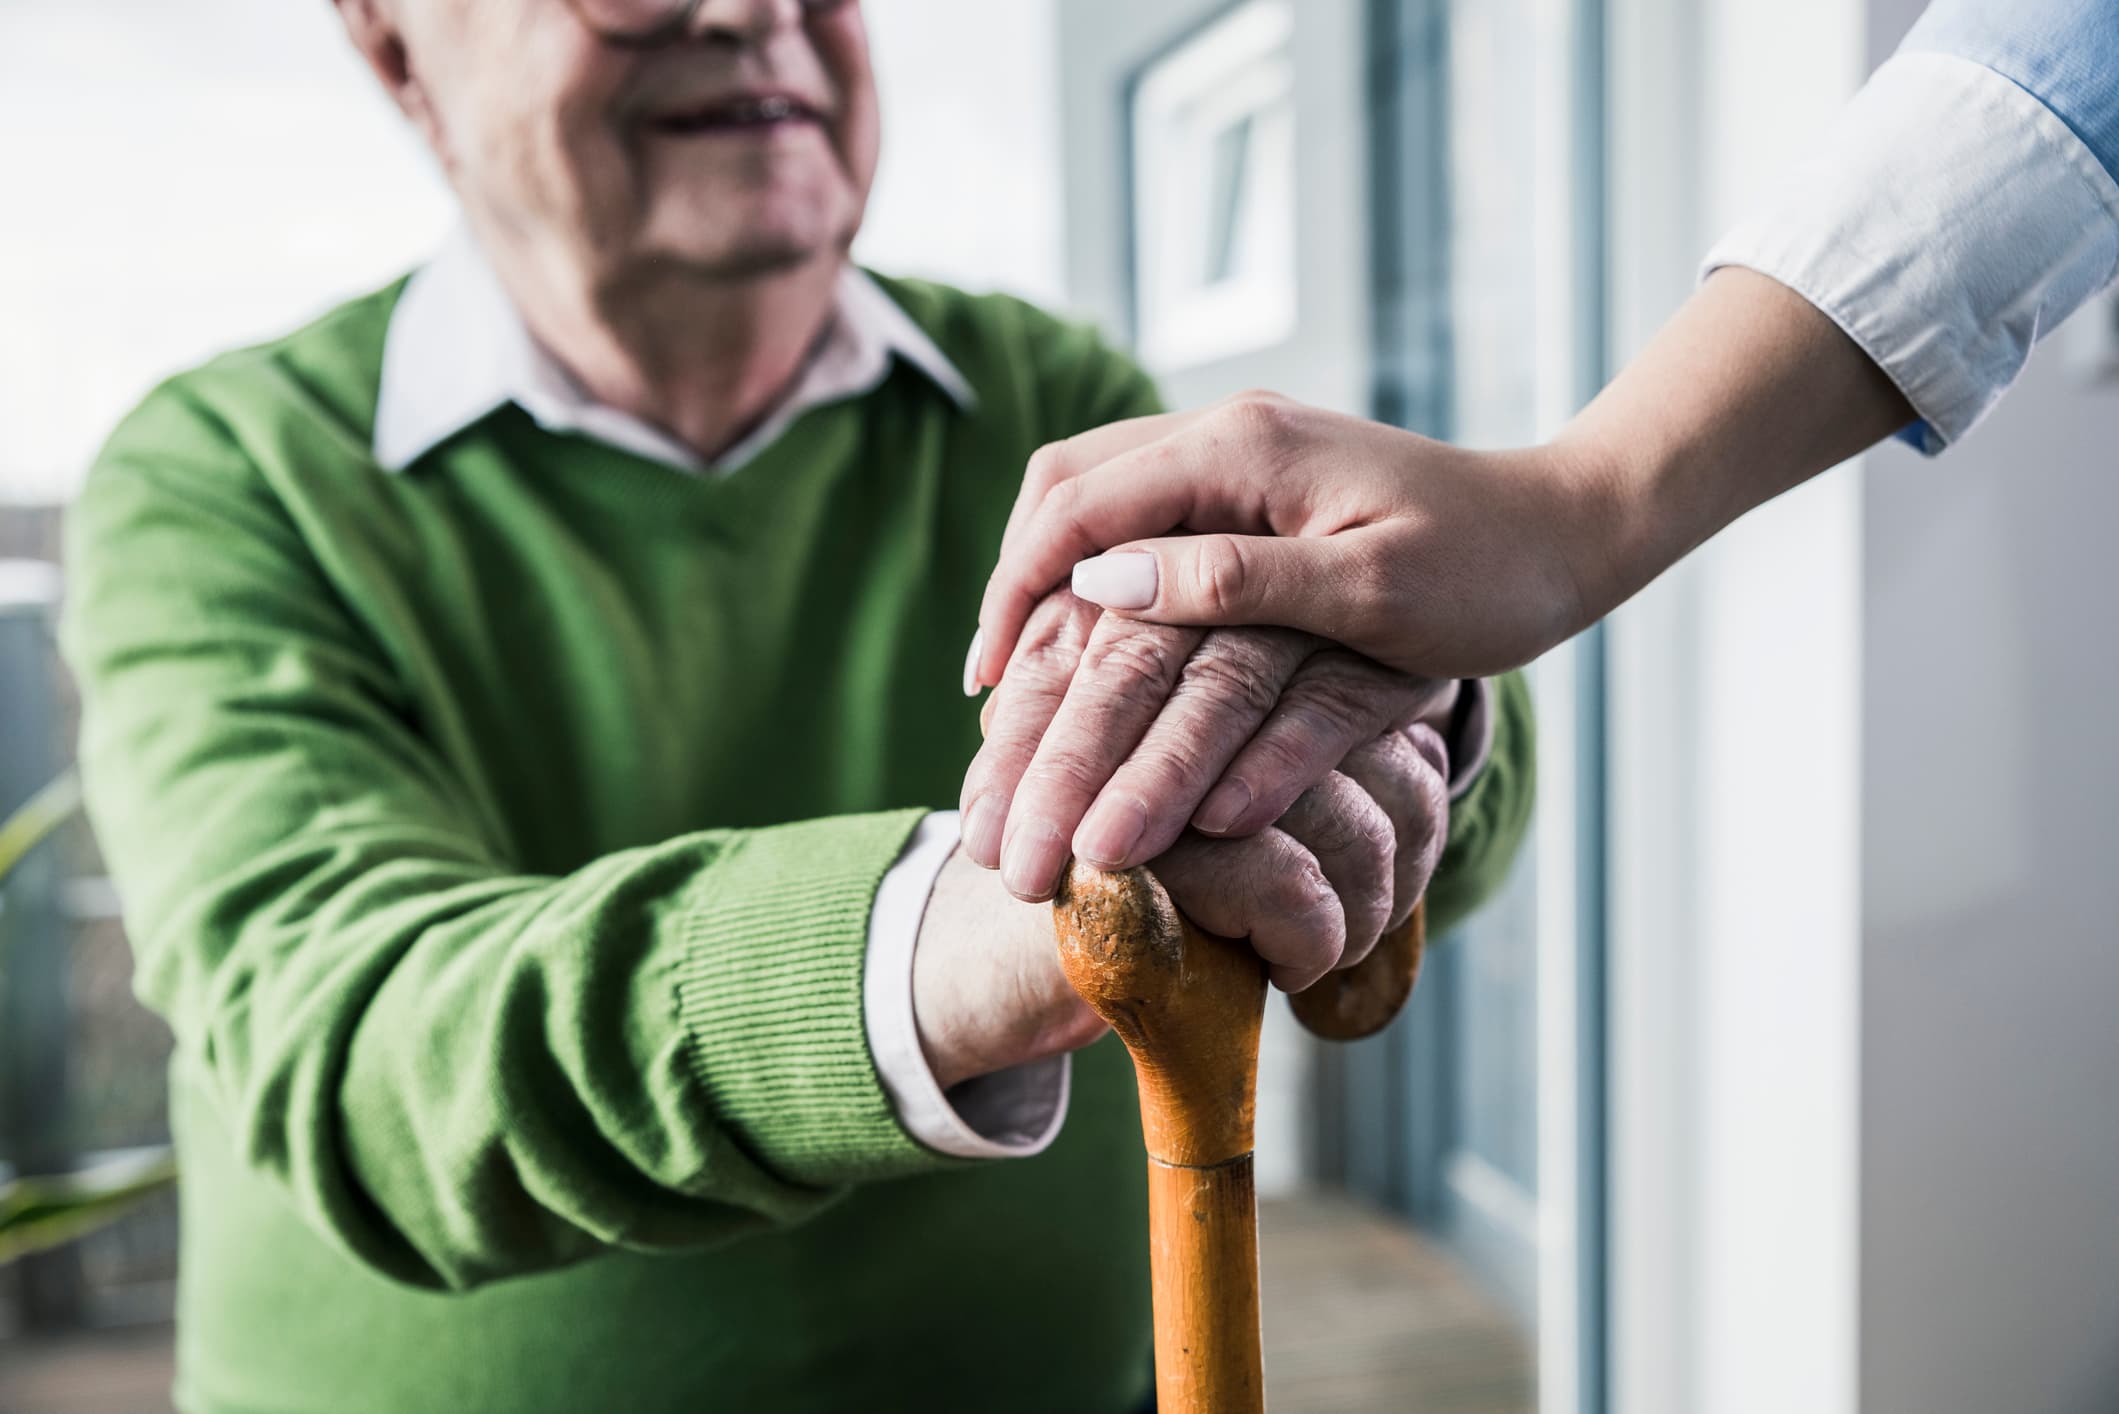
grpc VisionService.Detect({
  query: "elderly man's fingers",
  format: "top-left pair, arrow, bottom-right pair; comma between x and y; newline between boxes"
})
1270,772 -> 1397,971
957,592 -> 1102,868
1152,828 -> 1347,993
994,613 -> 1205,901
1070,627 -> 1316,872
1334,729 -> 1451,933
1191,652 -> 1447,840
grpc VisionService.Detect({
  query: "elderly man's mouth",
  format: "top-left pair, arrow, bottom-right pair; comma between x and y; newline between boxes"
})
649,94 -> 824,137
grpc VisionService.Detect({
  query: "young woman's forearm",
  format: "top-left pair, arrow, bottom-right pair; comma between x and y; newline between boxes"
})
1559,267 -> 1916,618
973,269 -> 1915,684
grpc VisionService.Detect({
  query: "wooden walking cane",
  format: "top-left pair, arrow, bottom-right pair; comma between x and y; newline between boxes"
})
1052,860 -> 1426,1414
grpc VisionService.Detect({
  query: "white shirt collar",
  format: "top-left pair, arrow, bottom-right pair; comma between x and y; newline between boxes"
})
374,227 -> 975,474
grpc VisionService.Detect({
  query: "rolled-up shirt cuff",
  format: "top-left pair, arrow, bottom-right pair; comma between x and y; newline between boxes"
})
1701,51 -> 2119,454
863,809 -> 1070,1159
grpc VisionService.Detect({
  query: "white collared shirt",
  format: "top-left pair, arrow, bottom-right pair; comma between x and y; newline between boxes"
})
378,227 -> 975,474
375,232 -> 1061,1161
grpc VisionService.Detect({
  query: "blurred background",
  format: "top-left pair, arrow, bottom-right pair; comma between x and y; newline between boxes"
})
4,1 -> 2116,1412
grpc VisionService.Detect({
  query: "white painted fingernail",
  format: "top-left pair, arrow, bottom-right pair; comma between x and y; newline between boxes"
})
1071,552 -> 1158,610
961,628 -> 984,697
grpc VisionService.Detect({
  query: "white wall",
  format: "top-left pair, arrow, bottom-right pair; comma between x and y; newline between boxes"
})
1861,316 -> 2119,1414
1857,13 -> 2119,1413
2,0 -> 1063,505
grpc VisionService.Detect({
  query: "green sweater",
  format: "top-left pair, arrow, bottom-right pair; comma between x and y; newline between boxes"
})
62,274 -> 1536,1413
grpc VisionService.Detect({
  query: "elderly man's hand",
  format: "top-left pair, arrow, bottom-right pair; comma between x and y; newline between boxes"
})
958,592 -> 1455,910
914,712 -> 1450,1090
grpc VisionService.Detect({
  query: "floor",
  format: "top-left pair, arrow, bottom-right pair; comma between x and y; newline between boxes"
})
0,1323 -> 175,1414
0,1194 -> 1534,1413
1259,1193 -> 1536,1413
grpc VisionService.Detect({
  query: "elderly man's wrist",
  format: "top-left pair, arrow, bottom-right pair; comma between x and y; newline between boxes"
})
913,850 -> 1104,1091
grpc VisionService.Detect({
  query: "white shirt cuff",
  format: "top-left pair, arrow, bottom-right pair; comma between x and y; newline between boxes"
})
863,810 -> 1070,1159
1701,51 -> 2119,453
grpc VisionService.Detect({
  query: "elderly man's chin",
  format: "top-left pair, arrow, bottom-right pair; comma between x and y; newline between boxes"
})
633,158 -> 861,279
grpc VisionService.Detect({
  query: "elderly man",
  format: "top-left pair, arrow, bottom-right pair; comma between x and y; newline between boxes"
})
62,1 -> 1531,1410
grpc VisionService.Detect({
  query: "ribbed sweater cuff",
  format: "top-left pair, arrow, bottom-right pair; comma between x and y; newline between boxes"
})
672,809 -> 944,1188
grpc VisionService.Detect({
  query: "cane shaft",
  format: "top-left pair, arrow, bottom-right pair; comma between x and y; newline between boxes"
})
1053,864 -> 1428,1412
1148,1156 -> 1264,1414
1052,863 -> 1268,1412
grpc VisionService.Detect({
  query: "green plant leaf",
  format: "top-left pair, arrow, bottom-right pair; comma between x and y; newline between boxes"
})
0,769 -> 81,885
0,774 -> 176,1262
0,1147 -> 178,1265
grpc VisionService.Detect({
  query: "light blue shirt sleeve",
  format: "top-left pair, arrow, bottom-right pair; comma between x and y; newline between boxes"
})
1890,0 -> 2119,447
1701,1 -> 2119,453
1901,0 -> 2119,185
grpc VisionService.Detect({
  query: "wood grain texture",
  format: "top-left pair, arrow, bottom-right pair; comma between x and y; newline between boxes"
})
1053,864 -> 1443,1413
1286,901 -> 1426,1042
1051,862 -> 1267,1167
1150,1157 -> 1263,1414
1052,861 -> 1267,1413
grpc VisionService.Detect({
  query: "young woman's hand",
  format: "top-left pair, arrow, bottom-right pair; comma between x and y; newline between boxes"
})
969,268 -> 1914,689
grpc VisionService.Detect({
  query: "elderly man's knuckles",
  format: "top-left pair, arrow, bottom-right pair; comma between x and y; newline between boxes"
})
1074,618 -> 1203,696
1008,591 -> 1101,669
1286,776 -> 1397,891
1336,729 -> 1450,932
1155,829 -> 1349,987
1165,631 -> 1308,716
1278,773 -> 1398,953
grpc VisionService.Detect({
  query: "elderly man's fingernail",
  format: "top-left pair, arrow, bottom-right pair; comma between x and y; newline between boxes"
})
1071,552 -> 1158,610
961,629 -> 984,697
1001,819 -> 1068,900
1194,779 -> 1252,835
1075,796 -> 1147,868
961,793 -> 1005,867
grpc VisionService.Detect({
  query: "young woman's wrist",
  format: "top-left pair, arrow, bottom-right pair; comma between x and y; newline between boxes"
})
1529,430 -> 1668,637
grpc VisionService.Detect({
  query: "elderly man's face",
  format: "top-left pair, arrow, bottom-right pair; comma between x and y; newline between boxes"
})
388,0 -> 878,283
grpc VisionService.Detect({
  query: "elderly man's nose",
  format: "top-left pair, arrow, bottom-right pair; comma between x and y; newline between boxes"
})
687,0 -> 804,41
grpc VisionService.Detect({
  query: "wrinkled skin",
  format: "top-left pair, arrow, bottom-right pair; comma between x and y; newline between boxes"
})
958,592 -> 1452,993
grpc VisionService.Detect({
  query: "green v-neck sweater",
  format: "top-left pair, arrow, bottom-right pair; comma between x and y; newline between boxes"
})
61,272 -> 1535,1413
